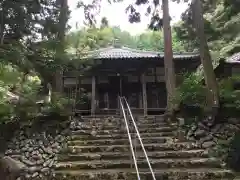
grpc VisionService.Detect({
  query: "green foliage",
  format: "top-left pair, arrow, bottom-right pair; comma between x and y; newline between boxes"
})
176,74 -> 240,114
0,63 -> 72,125
0,0 -> 72,91
174,0 -> 240,57
0,96 -> 14,124
0,66 -> 38,124
209,131 -> 240,172
67,26 -> 186,53
175,73 -> 206,106
0,0 -> 74,126
0,0 -> 63,41
46,92 -> 72,114
219,76 -> 240,110
226,132 -> 240,171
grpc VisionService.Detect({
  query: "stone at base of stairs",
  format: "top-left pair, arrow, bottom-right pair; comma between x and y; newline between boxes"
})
70,131 -> 176,140
55,115 -> 235,180
55,158 -> 223,170
65,142 -> 200,154
58,149 -> 209,161
54,168 -> 235,180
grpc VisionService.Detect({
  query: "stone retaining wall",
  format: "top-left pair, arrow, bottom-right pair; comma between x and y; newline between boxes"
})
2,116 -> 71,180
180,117 -> 240,160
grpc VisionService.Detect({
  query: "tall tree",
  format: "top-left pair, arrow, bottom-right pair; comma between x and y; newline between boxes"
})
174,0 -> 240,55
162,0 -> 176,113
192,0 -> 219,107
55,0 -> 68,92
0,0 -> 66,86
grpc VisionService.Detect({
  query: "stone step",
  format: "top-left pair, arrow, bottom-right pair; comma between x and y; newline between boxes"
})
55,158 -> 222,170
136,116 -> 165,120
70,132 -> 175,140
84,118 -> 166,124
67,137 -> 169,146
71,127 -> 176,136
80,115 -> 121,118
80,115 -> 164,120
80,116 -> 166,124
65,142 -> 200,154
54,168 -> 234,180
76,122 -> 175,131
58,149 -> 208,161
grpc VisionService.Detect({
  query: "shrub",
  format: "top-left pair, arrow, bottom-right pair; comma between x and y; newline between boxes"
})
175,73 -> 206,107
43,92 -> 73,115
226,133 -> 240,171
174,74 -> 240,119
219,76 -> 240,110
176,74 -> 240,108
0,66 -> 73,125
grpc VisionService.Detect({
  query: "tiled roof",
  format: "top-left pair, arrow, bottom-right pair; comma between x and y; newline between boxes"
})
86,46 -> 200,60
226,52 -> 240,63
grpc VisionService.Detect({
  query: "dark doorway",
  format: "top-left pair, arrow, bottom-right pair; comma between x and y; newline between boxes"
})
108,76 -> 121,109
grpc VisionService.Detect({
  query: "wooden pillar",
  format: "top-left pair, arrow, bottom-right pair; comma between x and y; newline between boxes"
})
72,76 -> 79,112
139,93 -> 143,108
138,76 -> 142,108
104,92 -> 109,109
154,67 -> 159,108
91,76 -> 96,116
142,74 -> 147,116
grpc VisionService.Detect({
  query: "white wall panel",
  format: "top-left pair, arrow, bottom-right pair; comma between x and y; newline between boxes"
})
64,78 -> 76,85
81,77 -> 92,84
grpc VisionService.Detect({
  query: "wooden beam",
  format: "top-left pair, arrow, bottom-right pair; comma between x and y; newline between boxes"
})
142,74 -> 147,116
73,76 -> 80,112
138,76 -> 143,108
91,76 -> 96,115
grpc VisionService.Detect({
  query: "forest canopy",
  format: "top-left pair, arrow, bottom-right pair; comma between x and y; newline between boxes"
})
66,25 -> 186,54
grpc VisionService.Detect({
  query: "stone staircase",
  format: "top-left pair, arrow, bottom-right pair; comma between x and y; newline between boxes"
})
54,115 -> 235,180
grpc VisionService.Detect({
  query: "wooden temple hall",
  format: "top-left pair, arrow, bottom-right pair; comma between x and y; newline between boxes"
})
63,46 -> 201,115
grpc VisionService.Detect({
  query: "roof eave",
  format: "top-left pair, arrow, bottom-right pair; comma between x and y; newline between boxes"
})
85,54 -> 200,60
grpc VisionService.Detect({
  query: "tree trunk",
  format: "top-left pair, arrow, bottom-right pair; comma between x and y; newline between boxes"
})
0,2 -> 5,45
55,0 -> 68,92
192,0 -> 219,108
162,0 -> 176,113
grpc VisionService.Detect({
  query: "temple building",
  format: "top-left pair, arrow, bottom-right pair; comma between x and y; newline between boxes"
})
63,46 -> 201,116
215,52 -> 240,79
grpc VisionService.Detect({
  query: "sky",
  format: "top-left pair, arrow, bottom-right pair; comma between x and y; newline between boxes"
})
68,0 -> 189,35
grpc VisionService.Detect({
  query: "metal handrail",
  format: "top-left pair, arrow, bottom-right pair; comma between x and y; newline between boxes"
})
119,96 -> 156,180
122,97 -> 156,180
119,97 -> 141,180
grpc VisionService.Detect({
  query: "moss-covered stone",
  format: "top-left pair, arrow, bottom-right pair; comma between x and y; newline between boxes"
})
53,115 -> 235,180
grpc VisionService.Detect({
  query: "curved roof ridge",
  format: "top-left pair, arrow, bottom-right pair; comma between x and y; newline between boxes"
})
83,46 -> 200,60
226,52 -> 240,63
87,46 -> 115,54
120,46 -> 159,54
110,46 -> 199,55
86,46 -> 199,54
